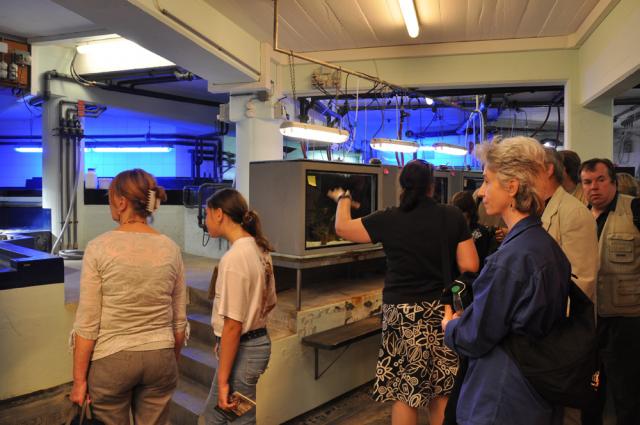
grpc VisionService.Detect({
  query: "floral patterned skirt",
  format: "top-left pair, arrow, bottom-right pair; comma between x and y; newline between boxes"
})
372,300 -> 459,407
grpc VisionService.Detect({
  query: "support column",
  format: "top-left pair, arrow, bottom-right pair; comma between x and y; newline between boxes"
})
229,95 -> 283,199
41,98 -> 63,240
564,79 -> 614,161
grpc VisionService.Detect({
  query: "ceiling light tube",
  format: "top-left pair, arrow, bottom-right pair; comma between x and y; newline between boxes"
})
280,121 -> 349,144
432,143 -> 468,156
90,147 -> 172,153
14,147 -> 42,153
398,0 -> 420,38
370,138 -> 419,153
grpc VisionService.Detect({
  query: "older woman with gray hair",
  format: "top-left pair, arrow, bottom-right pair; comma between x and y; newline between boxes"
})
442,137 -> 571,425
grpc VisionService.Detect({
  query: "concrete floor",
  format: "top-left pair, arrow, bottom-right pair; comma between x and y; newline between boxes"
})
284,382 -> 431,425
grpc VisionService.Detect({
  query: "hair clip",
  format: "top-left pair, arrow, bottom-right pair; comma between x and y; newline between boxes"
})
146,189 -> 157,213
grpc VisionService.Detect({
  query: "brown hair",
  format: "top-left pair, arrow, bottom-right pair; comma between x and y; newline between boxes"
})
559,150 -> 581,185
451,191 -> 478,228
109,169 -> 167,218
206,188 -> 274,252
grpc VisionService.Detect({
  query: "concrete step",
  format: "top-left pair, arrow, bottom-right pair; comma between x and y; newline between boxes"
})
188,312 -> 214,346
179,340 -> 217,388
188,285 -> 212,312
170,376 -> 210,425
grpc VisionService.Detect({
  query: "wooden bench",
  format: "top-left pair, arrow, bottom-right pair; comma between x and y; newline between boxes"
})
301,315 -> 382,379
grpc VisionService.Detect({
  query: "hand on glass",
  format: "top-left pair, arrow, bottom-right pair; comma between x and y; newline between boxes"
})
326,188 -> 361,209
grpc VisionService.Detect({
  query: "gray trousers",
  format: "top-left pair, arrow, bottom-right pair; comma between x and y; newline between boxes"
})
88,348 -> 178,425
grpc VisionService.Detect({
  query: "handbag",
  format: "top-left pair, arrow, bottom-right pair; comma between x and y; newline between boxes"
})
503,281 -> 600,409
66,400 -> 105,425
438,205 -> 476,308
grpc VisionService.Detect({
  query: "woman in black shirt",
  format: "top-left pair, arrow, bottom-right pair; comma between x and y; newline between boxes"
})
451,190 -> 498,269
329,160 -> 479,425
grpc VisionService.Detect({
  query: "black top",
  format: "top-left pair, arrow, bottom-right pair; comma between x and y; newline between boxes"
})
471,224 -> 498,269
592,193 -> 640,239
362,198 -> 472,304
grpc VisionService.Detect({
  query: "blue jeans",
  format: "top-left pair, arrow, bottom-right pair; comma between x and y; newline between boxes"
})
203,335 -> 271,425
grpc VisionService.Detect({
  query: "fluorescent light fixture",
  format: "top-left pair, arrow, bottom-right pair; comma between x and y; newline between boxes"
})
14,147 -> 42,153
90,147 -> 172,153
418,144 -> 434,151
280,121 -> 349,144
398,0 -> 420,38
425,97 -> 434,106
432,143 -> 468,156
370,138 -> 419,153
16,146 -> 173,153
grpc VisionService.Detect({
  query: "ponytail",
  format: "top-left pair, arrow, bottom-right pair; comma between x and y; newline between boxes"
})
398,160 -> 434,211
241,210 -> 274,252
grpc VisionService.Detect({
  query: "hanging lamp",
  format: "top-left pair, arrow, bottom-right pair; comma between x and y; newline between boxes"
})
279,121 -> 349,144
432,142 -> 468,156
370,138 -> 419,153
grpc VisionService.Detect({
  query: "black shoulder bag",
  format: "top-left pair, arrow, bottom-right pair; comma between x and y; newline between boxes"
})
503,281 -> 600,409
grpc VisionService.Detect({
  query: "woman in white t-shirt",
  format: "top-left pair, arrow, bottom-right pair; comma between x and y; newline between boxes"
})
202,188 -> 277,425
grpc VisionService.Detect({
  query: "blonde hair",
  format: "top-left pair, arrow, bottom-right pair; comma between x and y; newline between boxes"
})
477,136 -> 546,216
617,172 -> 639,197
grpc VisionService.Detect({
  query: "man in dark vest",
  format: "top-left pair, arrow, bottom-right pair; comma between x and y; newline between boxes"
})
580,158 -> 640,425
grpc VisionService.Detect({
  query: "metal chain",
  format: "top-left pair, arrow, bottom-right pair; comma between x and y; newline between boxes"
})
288,53 -> 297,119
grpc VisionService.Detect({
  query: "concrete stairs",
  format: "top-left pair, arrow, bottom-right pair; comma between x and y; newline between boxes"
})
170,285 -> 216,425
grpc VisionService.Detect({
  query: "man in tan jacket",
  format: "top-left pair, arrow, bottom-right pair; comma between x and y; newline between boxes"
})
541,149 -> 599,300
540,149 -> 599,425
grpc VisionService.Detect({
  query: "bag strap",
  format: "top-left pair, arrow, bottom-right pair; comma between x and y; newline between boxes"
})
65,403 -> 78,425
440,205 -> 452,287
65,400 -> 88,425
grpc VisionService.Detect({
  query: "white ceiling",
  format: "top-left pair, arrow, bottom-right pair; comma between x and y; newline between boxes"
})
207,0 -> 601,52
0,0 -> 101,39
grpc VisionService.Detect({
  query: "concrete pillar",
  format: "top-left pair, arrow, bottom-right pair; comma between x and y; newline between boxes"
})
228,95 -> 283,199
41,98 -> 63,240
565,79 -> 614,161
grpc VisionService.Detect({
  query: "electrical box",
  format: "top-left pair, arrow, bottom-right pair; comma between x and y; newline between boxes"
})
311,68 -> 341,90
0,38 -> 31,89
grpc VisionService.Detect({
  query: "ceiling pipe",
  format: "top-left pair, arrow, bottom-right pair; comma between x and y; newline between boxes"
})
42,70 -> 220,107
151,0 -> 260,77
81,66 -> 187,81
614,105 -> 640,122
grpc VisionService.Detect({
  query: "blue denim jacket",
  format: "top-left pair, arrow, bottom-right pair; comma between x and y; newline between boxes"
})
445,215 -> 571,425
